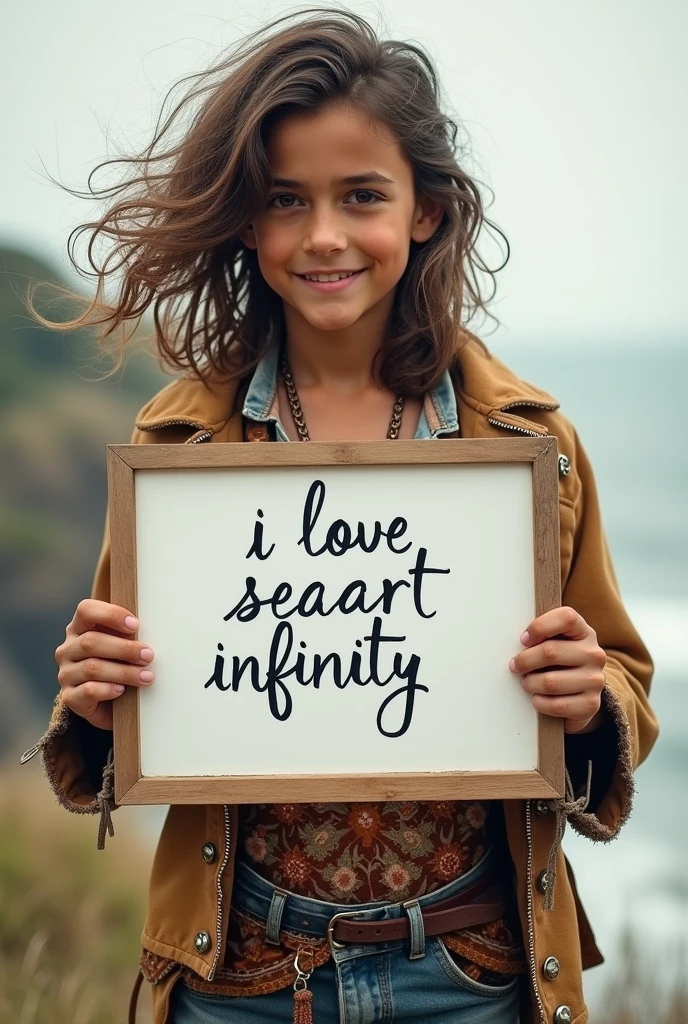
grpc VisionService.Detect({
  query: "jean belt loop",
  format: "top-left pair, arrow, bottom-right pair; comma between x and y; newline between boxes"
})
265,888 -> 289,946
403,899 -> 426,960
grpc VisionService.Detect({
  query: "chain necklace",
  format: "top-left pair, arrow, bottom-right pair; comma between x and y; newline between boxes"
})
280,352 -> 404,441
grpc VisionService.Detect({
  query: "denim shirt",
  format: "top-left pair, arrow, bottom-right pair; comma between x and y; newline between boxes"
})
242,345 -> 459,439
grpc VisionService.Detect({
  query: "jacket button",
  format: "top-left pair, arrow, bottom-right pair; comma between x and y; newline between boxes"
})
536,870 -> 550,894
535,800 -> 549,816
543,956 -> 560,980
193,931 -> 212,955
201,842 -> 217,864
553,1007 -> 572,1024
558,454 -> 571,477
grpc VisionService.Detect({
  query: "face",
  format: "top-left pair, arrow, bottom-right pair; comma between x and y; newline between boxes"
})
240,101 -> 443,335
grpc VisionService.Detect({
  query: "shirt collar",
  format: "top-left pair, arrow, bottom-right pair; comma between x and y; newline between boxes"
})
241,346 -> 459,440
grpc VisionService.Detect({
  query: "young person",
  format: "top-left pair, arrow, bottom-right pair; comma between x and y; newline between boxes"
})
26,9 -> 658,1024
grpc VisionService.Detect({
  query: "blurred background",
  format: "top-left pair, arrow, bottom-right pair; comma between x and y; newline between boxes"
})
2,2 -> 686,1022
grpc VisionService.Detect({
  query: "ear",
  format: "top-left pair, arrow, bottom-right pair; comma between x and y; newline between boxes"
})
410,194 -> 444,244
240,223 -> 258,250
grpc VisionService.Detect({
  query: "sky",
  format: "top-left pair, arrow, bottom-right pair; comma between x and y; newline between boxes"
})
2,0 -> 687,344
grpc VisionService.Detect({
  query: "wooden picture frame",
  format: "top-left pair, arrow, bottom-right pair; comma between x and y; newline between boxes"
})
109,438 -> 563,805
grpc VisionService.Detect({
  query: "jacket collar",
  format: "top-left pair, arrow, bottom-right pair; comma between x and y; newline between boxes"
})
134,333 -> 559,435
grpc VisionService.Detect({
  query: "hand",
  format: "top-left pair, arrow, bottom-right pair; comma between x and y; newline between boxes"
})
55,599 -> 155,731
509,606 -> 607,734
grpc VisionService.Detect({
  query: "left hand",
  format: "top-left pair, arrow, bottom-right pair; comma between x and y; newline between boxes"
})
509,606 -> 607,734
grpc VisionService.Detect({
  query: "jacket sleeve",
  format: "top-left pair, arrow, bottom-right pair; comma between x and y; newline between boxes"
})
561,428 -> 658,841
28,425 -> 160,836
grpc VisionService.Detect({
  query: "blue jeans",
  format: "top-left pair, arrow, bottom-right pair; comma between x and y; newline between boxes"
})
170,856 -> 522,1023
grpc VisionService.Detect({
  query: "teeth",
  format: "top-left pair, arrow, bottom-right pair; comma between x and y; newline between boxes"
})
303,271 -> 358,282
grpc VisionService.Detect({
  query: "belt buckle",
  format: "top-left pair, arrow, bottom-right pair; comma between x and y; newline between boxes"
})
326,910 -> 352,952
326,905 -> 376,952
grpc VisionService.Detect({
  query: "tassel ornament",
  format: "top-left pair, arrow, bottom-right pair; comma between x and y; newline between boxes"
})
293,947 -> 314,1024
293,988 -> 314,1024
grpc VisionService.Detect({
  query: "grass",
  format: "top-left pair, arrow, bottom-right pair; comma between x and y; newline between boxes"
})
0,761 -> 152,1024
594,928 -> 688,1024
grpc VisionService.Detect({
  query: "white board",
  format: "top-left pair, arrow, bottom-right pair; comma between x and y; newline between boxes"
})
134,462 -> 537,779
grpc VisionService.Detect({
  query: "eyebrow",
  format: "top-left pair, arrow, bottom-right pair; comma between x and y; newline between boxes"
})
269,172 -> 395,188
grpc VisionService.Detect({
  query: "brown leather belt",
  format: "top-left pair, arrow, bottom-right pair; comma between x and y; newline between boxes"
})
326,871 -> 508,950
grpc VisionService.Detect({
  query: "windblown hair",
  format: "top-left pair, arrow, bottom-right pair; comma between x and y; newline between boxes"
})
28,7 -> 508,396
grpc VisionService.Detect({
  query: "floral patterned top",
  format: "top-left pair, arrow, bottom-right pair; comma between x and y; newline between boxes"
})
241,800 -> 493,902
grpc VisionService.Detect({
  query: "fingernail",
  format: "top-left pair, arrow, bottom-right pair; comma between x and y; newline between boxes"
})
114,684 -> 125,693
139,648 -> 154,663
124,616 -> 139,631
520,631 -> 530,645
509,658 -> 516,672
139,670 -> 155,683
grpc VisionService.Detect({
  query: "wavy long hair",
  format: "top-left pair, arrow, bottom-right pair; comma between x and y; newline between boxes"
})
27,7 -> 508,396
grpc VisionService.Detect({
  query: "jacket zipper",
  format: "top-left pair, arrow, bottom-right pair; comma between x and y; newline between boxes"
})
525,800 -> 547,1024
208,805 -> 232,980
488,400 -> 559,439
487,417 -> 545,438
495,402 -> 555,1021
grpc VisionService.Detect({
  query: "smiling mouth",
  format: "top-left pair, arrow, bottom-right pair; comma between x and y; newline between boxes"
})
297,269 -> 365,282
294,269 -> 367,294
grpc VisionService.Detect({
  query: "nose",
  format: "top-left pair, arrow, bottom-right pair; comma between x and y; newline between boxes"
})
302,206 -> 347,255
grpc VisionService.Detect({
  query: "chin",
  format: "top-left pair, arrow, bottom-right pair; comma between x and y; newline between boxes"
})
299,308 -> 367,331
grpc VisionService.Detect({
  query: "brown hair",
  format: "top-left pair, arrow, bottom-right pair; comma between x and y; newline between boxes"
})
27,7 -> 508,396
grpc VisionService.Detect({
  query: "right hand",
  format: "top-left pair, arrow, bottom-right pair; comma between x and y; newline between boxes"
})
55,599 -> 155,730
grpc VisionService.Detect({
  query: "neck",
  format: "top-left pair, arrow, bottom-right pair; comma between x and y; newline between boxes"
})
282,294 -> 394,394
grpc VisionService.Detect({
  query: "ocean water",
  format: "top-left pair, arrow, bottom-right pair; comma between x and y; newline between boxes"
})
132,340 -> 688,1010
492,340 -> 688,1008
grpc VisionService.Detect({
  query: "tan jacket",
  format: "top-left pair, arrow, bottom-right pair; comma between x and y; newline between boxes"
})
34,335 -> 658,1024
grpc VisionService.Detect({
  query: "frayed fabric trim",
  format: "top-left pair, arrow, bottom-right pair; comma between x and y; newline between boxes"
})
568,684 -> 634,843
38,695 -> 117,848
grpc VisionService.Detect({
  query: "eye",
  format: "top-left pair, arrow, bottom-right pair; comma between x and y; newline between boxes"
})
267,193 -> 302,209
346,190 -> 383,205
